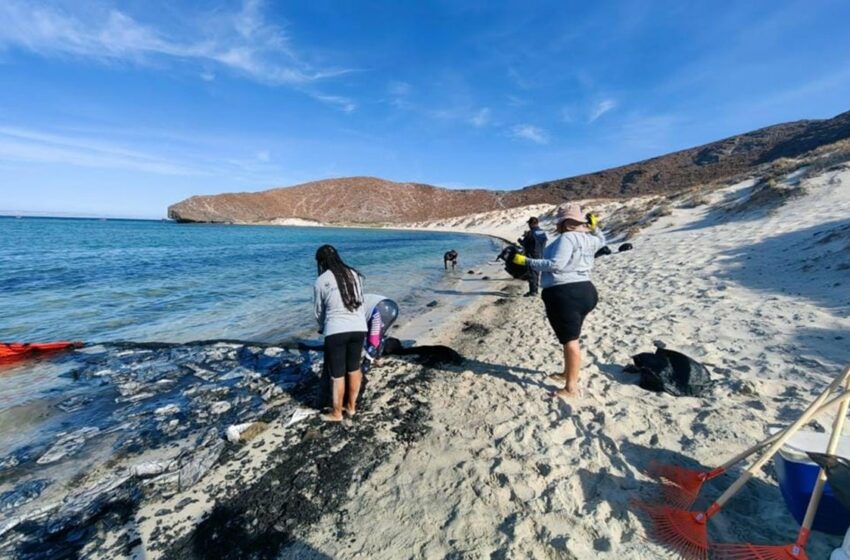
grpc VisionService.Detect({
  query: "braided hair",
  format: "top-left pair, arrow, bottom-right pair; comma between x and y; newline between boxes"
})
315,245 -> 363,312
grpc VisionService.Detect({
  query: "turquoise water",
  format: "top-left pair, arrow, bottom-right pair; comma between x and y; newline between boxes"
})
0,217 -> 499,344
0,217 -> 500,542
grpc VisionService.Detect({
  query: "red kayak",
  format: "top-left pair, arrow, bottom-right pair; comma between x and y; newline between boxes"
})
0,342 -> 84,364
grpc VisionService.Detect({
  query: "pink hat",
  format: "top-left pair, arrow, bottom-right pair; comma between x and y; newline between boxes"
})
555,204 -> 585,224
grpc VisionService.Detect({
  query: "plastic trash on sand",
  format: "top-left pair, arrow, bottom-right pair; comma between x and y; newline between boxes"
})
628,346 -> 712,397
226,423 -> 254,443
285,408 -> 318,427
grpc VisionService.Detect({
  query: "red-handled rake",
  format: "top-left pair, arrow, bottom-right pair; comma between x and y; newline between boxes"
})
648,389 -> 850,509
711,370 -> 850,560
637,363 -> 850,560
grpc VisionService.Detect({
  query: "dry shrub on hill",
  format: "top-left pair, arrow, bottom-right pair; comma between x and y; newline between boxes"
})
678,189 -> 711,208
803,139 -> 850,176
727,177 -> 806,215
602,198 -> 674,240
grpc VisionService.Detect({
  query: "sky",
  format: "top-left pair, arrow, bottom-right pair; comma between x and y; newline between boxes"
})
0,1 -> 849,218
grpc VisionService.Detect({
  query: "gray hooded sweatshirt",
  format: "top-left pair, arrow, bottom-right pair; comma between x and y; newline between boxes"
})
313,270 -> 367,336
527,229 -> 606,289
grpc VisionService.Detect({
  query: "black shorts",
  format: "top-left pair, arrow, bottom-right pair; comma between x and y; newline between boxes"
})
541,281 -> 598,343
324,331 -> 366,378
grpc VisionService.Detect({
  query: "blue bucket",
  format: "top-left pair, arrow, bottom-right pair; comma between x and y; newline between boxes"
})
774,432 -> 850,535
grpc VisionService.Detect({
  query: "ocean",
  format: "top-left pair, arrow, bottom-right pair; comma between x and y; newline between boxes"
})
0,216 -> 499,344
0,217 -> 501,502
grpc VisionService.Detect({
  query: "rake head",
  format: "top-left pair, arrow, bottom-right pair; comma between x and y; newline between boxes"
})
712,543 -> 809,560
633,501 -> 711,560
646,461 -> 714,509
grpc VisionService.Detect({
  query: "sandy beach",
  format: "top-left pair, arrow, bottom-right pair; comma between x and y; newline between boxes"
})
274,166 -> 848,559
4,164 -> 848,559
4,2 -> 850,557
75,163 -> 842,559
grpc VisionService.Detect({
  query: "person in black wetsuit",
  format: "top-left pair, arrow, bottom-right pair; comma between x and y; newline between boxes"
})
444,250 -> 458,270
518,217 -> 548,297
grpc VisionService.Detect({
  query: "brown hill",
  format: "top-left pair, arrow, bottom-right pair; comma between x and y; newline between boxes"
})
503,109 -> 850,206
168,177 -> 503,224
168,110 -> 850,224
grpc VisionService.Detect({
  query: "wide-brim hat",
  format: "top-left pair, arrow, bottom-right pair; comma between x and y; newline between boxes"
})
555,204 -> 585,224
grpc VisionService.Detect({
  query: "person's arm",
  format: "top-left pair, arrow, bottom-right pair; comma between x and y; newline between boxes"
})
313,281 -> 325,332
366,310 -> 382,356
590,227 -> 606,249
526,238 -> 573,272
585,212 -> 605,248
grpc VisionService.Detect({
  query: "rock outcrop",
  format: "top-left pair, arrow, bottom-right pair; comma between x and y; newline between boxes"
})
168,110 -> 850,224
168,177 -> 503,224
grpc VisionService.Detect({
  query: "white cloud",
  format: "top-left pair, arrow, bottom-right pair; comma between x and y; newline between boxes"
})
469,108 -> 492,128
311,94 -> 356,113
0,124 -> 299,184
511,124 -> 549,144
588,98 -> 617,122
0,0 -> 354,94
0,126 -> 204,176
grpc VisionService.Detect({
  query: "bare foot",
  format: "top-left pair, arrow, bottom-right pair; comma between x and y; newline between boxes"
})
548,373 -> 567,381
321,412 -> 343,422
344,408 -> 356,417
552,387 -> 581,399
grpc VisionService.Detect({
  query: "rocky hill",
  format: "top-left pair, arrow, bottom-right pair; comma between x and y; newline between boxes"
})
504,109 -> 850,205
168,110 -> 850,224
168,177 -> 503,224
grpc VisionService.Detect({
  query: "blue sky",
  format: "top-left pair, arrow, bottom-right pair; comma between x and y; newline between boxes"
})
1,1 -> 849,218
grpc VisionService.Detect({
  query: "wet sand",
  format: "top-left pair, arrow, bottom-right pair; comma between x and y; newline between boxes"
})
3,164 -> 849,559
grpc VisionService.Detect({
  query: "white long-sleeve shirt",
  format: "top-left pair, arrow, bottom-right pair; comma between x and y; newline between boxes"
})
313,270 -> 367,336
526,229 -> 606,289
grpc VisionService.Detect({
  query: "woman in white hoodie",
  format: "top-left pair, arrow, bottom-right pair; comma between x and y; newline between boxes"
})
513,204 -> 605,398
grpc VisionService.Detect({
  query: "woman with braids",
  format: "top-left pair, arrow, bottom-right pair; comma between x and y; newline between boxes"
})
314,245 -> 367,422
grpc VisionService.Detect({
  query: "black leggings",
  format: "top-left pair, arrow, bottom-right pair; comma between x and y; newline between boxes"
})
324,331 -> 366,378
541,281 -> 598,343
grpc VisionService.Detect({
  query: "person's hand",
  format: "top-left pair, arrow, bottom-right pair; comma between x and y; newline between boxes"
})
512,253 -> 527,266
585,212 -> 599,230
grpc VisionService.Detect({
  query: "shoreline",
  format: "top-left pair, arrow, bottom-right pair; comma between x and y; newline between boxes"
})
170,213 -> 533,245
115,259 -> 523,559
3,164 -> 849,558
